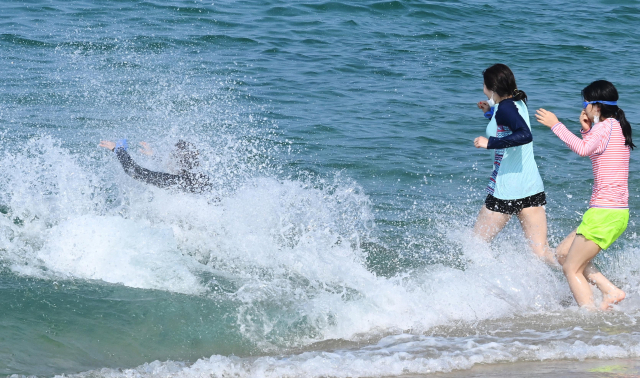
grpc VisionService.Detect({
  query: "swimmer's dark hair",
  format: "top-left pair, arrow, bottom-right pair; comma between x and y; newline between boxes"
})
483,64 -> 527,103
582,80 -> 635,150
173,140 -> 200,172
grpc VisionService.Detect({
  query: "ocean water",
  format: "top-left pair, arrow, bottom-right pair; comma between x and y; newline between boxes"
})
1,0 -> 640,376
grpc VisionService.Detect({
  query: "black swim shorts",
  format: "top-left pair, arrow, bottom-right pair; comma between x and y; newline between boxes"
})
484,192 -> 546,215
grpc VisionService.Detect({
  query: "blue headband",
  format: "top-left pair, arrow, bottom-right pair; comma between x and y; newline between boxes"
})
583,100 -> 618,108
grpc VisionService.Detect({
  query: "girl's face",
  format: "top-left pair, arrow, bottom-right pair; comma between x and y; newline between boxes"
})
483,83 -> 492,99
584,102 -> 600,122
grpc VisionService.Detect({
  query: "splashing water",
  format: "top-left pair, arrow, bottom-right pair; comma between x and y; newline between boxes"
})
3,1 -> 640,375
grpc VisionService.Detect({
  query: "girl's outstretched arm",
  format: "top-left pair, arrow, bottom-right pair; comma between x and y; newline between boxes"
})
535,108 -> 610,157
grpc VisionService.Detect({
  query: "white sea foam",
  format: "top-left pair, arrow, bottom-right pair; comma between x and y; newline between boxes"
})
36,215 -> 205,294
0,136 -> 588,337
1,135 -> 639,377
55,330 -> 640,378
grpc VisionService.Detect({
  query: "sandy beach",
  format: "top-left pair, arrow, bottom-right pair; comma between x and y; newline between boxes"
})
413,359 -> 640,378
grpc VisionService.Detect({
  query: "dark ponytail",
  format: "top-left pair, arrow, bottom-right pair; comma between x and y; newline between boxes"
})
617,108 -> 636,150
582,80 -> 635,150
513,89 -> 527,102
483,63 -> 528,103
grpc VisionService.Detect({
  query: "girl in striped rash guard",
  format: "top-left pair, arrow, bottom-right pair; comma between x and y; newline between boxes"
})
536,80 -> 634,310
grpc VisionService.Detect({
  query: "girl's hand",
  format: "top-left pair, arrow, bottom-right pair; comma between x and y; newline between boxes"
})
579,110 -> 592,132
535,108 -> 559,128
139,141 -> 153,156
474,136 -> 488,149
99,140 -> 116,151
477,101 -> 490,113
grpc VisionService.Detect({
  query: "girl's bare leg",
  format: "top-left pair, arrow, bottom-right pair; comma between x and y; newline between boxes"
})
556,230 -> 625,309
517,206 -> 557,265
555,230 -> 576,266
473,205 -> 511,242
562,235 -> 604,308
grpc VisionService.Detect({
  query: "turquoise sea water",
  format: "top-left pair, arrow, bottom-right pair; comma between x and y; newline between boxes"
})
2,0 -> 640,376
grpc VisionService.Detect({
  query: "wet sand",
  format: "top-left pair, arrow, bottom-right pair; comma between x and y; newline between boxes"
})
395,358 -> 640,377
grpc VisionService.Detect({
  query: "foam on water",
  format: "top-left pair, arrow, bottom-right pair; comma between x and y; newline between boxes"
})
36,215 -> 204,294
2,128 -> 640,375
3,134 -> 640,360
51,329 -> 640,378
0,132 -> 576,352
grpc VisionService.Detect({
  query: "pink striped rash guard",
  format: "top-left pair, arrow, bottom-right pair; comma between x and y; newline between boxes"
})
551,118 -> 630,209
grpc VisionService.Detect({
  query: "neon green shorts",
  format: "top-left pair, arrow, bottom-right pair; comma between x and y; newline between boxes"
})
576,208 -> 629,250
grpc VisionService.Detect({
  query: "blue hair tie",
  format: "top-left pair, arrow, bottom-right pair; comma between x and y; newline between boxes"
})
583,100 -> 618,109
115,139 -> 128,152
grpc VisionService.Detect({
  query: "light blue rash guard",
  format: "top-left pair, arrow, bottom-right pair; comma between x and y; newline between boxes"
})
484,98 -> 544,200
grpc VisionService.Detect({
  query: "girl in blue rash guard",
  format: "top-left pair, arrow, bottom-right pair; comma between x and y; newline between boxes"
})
473,64 -> 555,265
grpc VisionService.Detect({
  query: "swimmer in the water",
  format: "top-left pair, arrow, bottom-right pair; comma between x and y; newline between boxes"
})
99,139 -> 212,194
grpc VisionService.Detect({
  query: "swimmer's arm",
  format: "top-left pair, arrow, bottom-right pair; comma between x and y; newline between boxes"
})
115,148 -> 182,189
486,102 -> 532,149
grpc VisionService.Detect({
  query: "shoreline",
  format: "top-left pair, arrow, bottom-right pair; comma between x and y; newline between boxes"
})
396,358 -> 640,377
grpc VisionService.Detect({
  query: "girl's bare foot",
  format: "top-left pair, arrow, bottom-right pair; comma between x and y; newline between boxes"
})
600,289 -> 626,310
